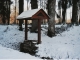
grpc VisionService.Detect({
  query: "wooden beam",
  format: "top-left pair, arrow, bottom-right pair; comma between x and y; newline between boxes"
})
25,20 -> 28,40
37,19 -> 41,44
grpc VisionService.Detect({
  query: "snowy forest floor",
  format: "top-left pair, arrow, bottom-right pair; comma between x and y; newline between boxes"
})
0,24 -> 80,59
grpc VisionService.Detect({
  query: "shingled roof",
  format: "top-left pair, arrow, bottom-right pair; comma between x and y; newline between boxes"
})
17,9 -> 49,20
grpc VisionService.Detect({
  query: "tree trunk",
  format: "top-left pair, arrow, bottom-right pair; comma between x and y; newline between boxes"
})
27,0 -> 29,10
0,1 -> 6,24
47,0 -> 56,37
62,0 -> 67,24
58,9 -> 62,24
79,0 -> 80,24
19,0 -> 24,31
14,0 -> 17,24
72,0 -> 79,25
79,19 -> 80,24
58,0 -> 62,24
0,0 -> 10,25
79,10 -> 80,24
30,0 -> 38,32
7,0 -> 10,25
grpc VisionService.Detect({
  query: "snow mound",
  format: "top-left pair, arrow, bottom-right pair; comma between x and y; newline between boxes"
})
0,25 -> 24,50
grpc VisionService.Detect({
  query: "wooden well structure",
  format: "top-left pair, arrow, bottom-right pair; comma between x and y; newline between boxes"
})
17,9 -> 49,44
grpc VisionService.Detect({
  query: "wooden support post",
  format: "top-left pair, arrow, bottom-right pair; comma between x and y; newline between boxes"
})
37,19 -> 41,44
25,20 -> 28,40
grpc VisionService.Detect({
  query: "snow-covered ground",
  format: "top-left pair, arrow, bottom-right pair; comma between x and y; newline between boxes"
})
0,25 -> 39,59
0,24 -> 80,59
36,25 -> 80,59
0,25 -> 24,50
0,45 -> 39,59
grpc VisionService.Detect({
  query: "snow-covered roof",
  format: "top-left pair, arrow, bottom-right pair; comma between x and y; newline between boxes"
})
17,9 -> 41,19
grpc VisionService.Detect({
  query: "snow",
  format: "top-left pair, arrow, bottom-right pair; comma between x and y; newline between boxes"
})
0,45 -> 39,59
0,24 -> 80,59
17,9 -> 40,19
0,25 -> 24,50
